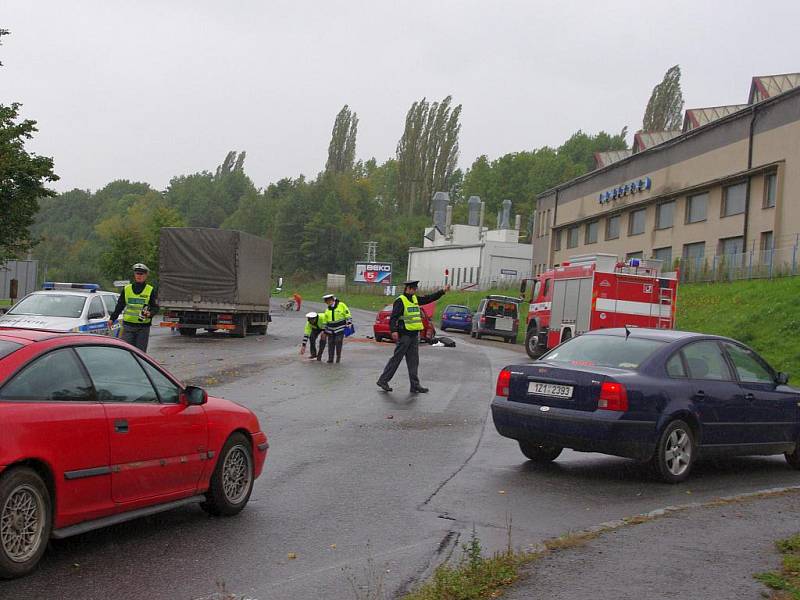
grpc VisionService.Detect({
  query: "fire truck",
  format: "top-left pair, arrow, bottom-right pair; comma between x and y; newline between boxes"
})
520,253 -> 679,358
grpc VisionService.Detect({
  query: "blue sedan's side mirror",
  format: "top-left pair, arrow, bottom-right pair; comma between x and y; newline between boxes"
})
776,372 -> 790,385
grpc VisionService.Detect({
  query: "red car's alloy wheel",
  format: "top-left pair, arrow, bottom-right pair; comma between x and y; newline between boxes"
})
1,483 -> 46,564
222,444 -> 252,505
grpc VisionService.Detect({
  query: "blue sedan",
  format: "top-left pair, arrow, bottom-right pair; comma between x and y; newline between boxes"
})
440,304 -> 473,333
491,328 -> 800,483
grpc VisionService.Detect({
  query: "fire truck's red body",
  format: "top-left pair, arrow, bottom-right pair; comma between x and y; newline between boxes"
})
522,254 -> 679,358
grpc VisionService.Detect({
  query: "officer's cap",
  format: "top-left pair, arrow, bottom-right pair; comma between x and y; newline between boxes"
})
132,263 -> 150,273
403,280 -> 420,288
305,311 -> 318,319
322,293 -> 335,300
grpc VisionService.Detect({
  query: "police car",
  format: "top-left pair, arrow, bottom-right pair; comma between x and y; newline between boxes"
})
0,282 -> 121,335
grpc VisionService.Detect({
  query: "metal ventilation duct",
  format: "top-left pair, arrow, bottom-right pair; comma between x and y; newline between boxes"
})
432,191 -> 449,233
467,196 -> 481,226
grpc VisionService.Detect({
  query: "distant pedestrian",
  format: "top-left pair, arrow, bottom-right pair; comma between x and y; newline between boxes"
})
293,292 -> 303,312
108,263 -> 159,353
377,281 -> 448,393
300,311 -> 323,359
320,293 -> 351,363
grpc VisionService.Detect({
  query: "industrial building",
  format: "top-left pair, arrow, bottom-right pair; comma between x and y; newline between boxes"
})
532,72 -> 800,279
407,193 -> 533,289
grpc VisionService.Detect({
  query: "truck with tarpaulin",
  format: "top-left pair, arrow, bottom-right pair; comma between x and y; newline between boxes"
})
158,227 -> 272,337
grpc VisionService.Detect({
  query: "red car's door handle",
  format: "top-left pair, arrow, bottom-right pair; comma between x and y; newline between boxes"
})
114,419 -> 129,433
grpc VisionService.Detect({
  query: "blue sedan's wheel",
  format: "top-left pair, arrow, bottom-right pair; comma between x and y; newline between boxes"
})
653,420 -> 695,483
519,441 -> 562,463
785,442 -> 800,470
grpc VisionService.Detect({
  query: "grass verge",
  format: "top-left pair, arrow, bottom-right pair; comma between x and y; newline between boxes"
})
755,534 -> 800,599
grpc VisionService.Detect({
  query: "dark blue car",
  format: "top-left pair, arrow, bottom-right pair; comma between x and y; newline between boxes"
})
440,304 -> 473,333
492,328 -> 800,483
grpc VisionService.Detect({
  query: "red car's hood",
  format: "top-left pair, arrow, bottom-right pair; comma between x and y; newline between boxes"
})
420,302 -> 436,318
204,394 -> 262,433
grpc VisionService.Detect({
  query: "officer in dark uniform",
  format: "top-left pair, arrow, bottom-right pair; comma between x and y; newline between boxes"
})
376,280 -> 448,393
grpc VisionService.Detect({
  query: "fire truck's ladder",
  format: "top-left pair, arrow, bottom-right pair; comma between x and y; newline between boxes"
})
657,287 -> 674,328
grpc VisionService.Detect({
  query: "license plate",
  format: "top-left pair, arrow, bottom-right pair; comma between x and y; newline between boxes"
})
495,318 -> 512,331
528,381 -> 573,398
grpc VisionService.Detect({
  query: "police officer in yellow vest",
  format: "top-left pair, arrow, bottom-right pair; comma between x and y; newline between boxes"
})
320,293 -> 351,363
108,263 -> 159,352
377,280 -> 448,393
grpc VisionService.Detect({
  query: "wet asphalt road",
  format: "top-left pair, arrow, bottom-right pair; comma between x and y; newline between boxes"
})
3,305 -> 800,599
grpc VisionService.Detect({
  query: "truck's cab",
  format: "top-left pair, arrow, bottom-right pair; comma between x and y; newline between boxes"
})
520,271 -> 555,358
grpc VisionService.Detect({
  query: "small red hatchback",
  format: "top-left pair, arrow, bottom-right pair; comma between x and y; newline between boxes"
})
373,302 -> 436,343
0,328 -> 268,578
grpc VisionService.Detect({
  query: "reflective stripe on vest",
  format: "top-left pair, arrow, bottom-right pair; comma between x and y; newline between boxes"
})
123,284 -> 154,325
399,294 -> 424,331
324,302 -> 349,333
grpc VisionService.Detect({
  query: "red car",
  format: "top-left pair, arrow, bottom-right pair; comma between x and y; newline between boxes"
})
0,328 -> 268,578
373,302 -> 436,343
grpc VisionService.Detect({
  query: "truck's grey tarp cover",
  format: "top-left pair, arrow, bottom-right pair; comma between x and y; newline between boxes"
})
159,228 -> 272,306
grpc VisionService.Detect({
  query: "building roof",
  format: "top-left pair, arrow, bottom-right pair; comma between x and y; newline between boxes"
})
750,73 -> 800,104
632,131 -> 682,153
682,105 -> 748,132
594,150 -> 632,169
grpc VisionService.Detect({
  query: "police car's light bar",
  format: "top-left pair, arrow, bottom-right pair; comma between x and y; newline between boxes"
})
42,282 -> 100,292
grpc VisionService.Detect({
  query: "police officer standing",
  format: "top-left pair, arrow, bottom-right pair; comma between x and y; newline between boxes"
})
377,280 -> 448,393
300,311 -> 324,359
320,293 -> 351,363
108,263 -> 158,352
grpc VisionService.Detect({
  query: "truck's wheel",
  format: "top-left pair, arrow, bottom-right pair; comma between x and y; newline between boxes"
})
201,433 -> 254,516
232,318 -> 248,338
525,328 -> 540,358
178,328 -> 196,337
0,467 -> 52,579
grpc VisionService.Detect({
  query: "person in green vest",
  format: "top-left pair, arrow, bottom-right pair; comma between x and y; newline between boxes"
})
377,280 -> 448,393
300,311 -> 324,359
320,293 -> 351,363
108,263 -> 159,352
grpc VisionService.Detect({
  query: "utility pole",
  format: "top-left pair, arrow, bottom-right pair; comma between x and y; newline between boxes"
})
364,241 -> 378,263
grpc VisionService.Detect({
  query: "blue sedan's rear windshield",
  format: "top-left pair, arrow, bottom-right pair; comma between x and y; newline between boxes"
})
541,335 -> 666,369
446,306 -> 471,314
0,340 -> 22,360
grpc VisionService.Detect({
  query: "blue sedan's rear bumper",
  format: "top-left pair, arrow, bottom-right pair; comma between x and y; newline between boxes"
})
441,318 -> 471,332
491,397 -> 658,461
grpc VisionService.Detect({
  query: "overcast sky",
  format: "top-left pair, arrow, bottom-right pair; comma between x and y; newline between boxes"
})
3,0 -> 799,192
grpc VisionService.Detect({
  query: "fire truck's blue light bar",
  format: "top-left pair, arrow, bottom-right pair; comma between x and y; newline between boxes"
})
42,282 -> 100,292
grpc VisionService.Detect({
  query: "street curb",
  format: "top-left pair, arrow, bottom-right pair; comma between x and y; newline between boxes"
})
526,483 -> 800,554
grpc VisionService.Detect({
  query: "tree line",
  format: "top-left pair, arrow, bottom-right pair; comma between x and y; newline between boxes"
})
1,22 -> 686,288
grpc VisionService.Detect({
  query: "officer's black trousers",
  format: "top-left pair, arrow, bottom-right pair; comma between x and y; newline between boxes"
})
122,325 -> 151,353
378,333 -> 420,388
308,328 -> 321,357
327,332 -> 344,362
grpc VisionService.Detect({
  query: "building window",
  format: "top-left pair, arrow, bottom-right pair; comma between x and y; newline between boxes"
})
686,192 -> 708,223
606,215 -> 620,240
761,231 -> 774,251
682,242 -> 706,268
567,226 -> 580,249
655,200 -> 674,230
719,236 -> 744,256
722,182 -> 747,217
652,246 -> 672,266
764,172 -> 777,208
628,208 -> 646,236
553,229 -> 562,251
626,251 -> 643,260
585,221 -> 598,245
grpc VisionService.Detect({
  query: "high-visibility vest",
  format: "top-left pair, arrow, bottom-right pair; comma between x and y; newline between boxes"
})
398,294 -> 424,331
123,284 -> 154,325
324,301 -> 351,333
304,318 -> 321,336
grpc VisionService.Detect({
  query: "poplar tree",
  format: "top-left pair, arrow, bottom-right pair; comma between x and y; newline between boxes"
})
396,95 -> 462,215
325,105 -> 358,174
642,65 -> 685,132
